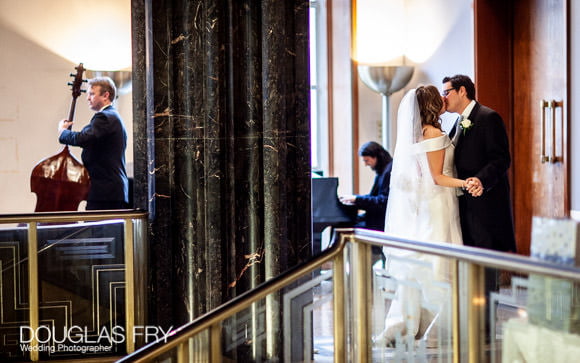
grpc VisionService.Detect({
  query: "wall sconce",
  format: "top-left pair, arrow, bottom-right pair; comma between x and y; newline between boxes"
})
358,64 -> 414,151
86,70 -> 132,96
354,0 -> 414,151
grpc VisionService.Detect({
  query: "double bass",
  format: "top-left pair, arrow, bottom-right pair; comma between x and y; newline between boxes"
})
30,64 -> 91,212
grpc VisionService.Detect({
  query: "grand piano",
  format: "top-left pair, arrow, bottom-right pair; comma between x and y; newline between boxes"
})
311,177 -> 357,255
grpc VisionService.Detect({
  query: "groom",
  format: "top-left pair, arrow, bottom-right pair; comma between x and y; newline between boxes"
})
442,74 -> 516,253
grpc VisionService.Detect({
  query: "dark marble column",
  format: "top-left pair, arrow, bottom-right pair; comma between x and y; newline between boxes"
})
131,0 -> 311,341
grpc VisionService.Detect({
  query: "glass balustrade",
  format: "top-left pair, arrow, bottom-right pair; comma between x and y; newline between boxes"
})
119,227 -> 580,363
0,211 -> 147,362
5,220 -> 577,362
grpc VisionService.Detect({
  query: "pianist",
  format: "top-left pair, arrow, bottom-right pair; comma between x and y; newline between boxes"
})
339,141 -> 393,233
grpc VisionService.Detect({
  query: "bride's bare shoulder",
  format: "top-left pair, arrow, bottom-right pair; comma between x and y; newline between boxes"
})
422,125 -> 444,140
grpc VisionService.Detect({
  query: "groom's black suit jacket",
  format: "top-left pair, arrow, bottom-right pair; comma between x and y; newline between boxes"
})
454,102 -> 516,252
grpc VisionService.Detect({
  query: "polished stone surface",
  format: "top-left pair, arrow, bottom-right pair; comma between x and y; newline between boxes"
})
132,0 -> 311,332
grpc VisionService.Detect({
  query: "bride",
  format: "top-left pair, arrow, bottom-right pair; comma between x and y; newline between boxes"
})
379,85 -> 478,346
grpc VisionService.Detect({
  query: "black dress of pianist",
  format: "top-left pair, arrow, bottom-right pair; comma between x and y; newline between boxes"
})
339,141 -> 393,232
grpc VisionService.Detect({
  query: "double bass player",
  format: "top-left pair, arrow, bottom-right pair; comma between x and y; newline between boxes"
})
58,76 -> 129,210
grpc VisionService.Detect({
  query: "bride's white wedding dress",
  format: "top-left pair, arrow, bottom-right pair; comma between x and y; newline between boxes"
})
378,89 -> 462,346
408,134 -> 462,245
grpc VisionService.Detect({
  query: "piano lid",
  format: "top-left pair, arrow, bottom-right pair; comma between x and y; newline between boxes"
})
312,177 -> 357,225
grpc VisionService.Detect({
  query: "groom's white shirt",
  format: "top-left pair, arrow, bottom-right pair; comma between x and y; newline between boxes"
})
460,100 -> 477,121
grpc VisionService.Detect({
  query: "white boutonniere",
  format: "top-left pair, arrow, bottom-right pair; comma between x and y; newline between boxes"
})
459,118 -> 473,135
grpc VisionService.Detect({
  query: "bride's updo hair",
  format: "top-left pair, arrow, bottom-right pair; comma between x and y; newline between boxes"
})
416,85 -> 443,130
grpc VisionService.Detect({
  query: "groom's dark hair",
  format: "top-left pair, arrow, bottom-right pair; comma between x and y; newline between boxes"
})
442,74 -> 476,100
359,141 -> 392,174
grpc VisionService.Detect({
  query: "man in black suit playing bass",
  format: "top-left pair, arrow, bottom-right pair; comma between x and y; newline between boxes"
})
58,77 -> 129,210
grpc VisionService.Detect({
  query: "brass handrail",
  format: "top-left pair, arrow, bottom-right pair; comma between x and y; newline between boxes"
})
116,232 -> 353,362
350,228 -> 580,281
0,209 -> 147,224
117,227 -> 580,362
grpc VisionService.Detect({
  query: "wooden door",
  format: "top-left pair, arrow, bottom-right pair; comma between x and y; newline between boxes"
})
475,0 -> 569,255
512,0 -> 569,255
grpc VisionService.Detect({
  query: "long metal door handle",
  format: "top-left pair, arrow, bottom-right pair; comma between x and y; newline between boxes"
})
550,100 -> 564,163
550,100 -> 556,163
540,100 -> 549,163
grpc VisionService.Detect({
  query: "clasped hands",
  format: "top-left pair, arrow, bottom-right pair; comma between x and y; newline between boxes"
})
464,177 -> 483,197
